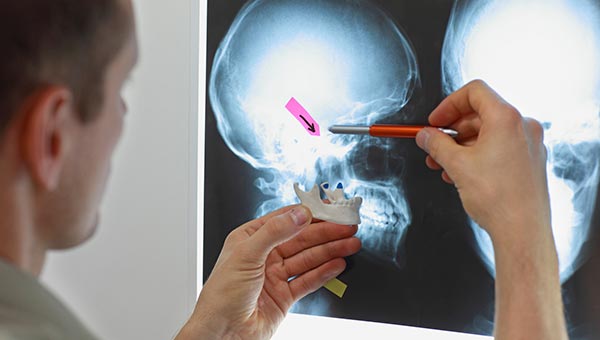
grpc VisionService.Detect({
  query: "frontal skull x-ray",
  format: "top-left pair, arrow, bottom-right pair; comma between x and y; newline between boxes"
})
442,0 -> 600,283
204,0 -> 600,338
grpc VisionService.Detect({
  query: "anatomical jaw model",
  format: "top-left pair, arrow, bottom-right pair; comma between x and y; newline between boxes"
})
294,182 -> 363,225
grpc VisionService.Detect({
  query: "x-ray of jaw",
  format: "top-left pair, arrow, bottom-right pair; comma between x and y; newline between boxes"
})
442,0 -> 600,283
210,0 -> 419,265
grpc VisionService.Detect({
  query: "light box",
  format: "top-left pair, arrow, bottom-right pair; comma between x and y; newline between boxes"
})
199,1 -> 600,339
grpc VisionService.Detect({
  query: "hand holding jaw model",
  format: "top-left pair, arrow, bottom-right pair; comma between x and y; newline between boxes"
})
294,182 -> 362,225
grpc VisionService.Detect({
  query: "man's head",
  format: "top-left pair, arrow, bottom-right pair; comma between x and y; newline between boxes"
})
0,0 -> 138,265
0,0 -> 134,133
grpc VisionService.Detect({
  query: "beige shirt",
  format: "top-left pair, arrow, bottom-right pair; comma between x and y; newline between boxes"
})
0,259 -> 98,340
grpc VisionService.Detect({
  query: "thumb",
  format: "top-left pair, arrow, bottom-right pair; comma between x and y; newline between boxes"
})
243,206 -> 312,264
416,127 -> 461,171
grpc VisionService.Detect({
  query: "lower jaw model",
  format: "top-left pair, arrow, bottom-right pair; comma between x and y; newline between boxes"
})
293,182 -> 363,225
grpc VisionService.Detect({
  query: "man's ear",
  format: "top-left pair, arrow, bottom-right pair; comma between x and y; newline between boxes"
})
20,87 -> 76,191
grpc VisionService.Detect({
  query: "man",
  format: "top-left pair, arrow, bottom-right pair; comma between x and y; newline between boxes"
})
0,1 -> 360,339
0,2 -> 570,340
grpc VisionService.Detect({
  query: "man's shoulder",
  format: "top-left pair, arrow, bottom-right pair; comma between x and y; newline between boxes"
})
0,296 -> 98,340
0,260 -> 99,340
0,326 -> 55,340
0,307 -> 62,340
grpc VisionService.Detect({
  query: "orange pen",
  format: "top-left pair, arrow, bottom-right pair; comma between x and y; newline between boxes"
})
328,124 -> 458,138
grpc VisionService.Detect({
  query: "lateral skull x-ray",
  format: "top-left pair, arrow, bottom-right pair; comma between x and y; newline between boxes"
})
210,0 -> 419,264
205,0 -> 600,337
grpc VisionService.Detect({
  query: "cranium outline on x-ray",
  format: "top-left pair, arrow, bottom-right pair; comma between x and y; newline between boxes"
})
442,0 -> 600,283
210,0 -> 419,265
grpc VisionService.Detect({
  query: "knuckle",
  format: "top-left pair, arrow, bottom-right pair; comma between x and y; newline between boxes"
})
266,214 -> 289,236
302,249 -> 316,270
542,143 -> 549,162
294,230 -> 309,247
497,104 -> 523,127
504,105 -> 522,120
326,242 -> 339,258
468,79 -> 488,89
224,228 -> 241,245
526,118 -> 545,142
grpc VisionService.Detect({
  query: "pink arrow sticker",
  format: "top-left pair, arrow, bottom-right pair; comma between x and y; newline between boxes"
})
286,97 -> 321,136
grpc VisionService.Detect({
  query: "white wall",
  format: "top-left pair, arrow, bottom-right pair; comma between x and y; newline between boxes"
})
41,1 -> 200,339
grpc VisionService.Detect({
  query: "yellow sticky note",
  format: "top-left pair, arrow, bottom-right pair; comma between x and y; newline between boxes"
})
323,278 -> 347,298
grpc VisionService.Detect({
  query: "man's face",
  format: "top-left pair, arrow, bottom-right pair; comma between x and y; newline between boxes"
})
42,16 -> 138,249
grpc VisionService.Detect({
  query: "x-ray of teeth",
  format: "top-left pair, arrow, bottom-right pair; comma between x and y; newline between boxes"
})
205,0 -> 600,338
442,0 -> 600,283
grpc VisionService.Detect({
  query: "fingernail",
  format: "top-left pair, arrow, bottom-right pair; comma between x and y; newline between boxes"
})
416,129 -> 431,153
290,208 -> 309,226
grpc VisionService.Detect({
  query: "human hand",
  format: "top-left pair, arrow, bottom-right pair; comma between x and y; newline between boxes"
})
415,80 -> 550,243
416,80 -> 567,340
176,205 -> 361,340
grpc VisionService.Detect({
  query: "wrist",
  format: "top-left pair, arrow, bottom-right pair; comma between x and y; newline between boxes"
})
175,300 -> 230,340
485,211 -> 552,250
492,227 -> 560,283
176,317 -> 228,340
491,220 -> 567,340
491,218 -> 559,278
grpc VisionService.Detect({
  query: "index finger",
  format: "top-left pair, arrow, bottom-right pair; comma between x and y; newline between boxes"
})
276,222 -> 359,258
429,79 -> 509,128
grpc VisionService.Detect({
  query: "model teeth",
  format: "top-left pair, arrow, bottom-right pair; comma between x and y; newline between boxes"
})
294,182 -> 362,225
329,197 -> 362,207
319,182 -> 362,208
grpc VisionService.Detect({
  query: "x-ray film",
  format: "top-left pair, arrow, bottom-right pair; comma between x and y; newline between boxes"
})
204,0 -> 600,338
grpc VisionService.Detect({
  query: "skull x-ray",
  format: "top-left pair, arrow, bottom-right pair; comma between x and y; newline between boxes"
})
204,0 -> 600,338
443,0 -> 600,284
210,0 -> 418,264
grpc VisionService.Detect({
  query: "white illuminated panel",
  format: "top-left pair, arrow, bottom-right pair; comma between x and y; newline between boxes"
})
273,314 -> 492,340
197,0 -> 207,298
198,1 -> 503,339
